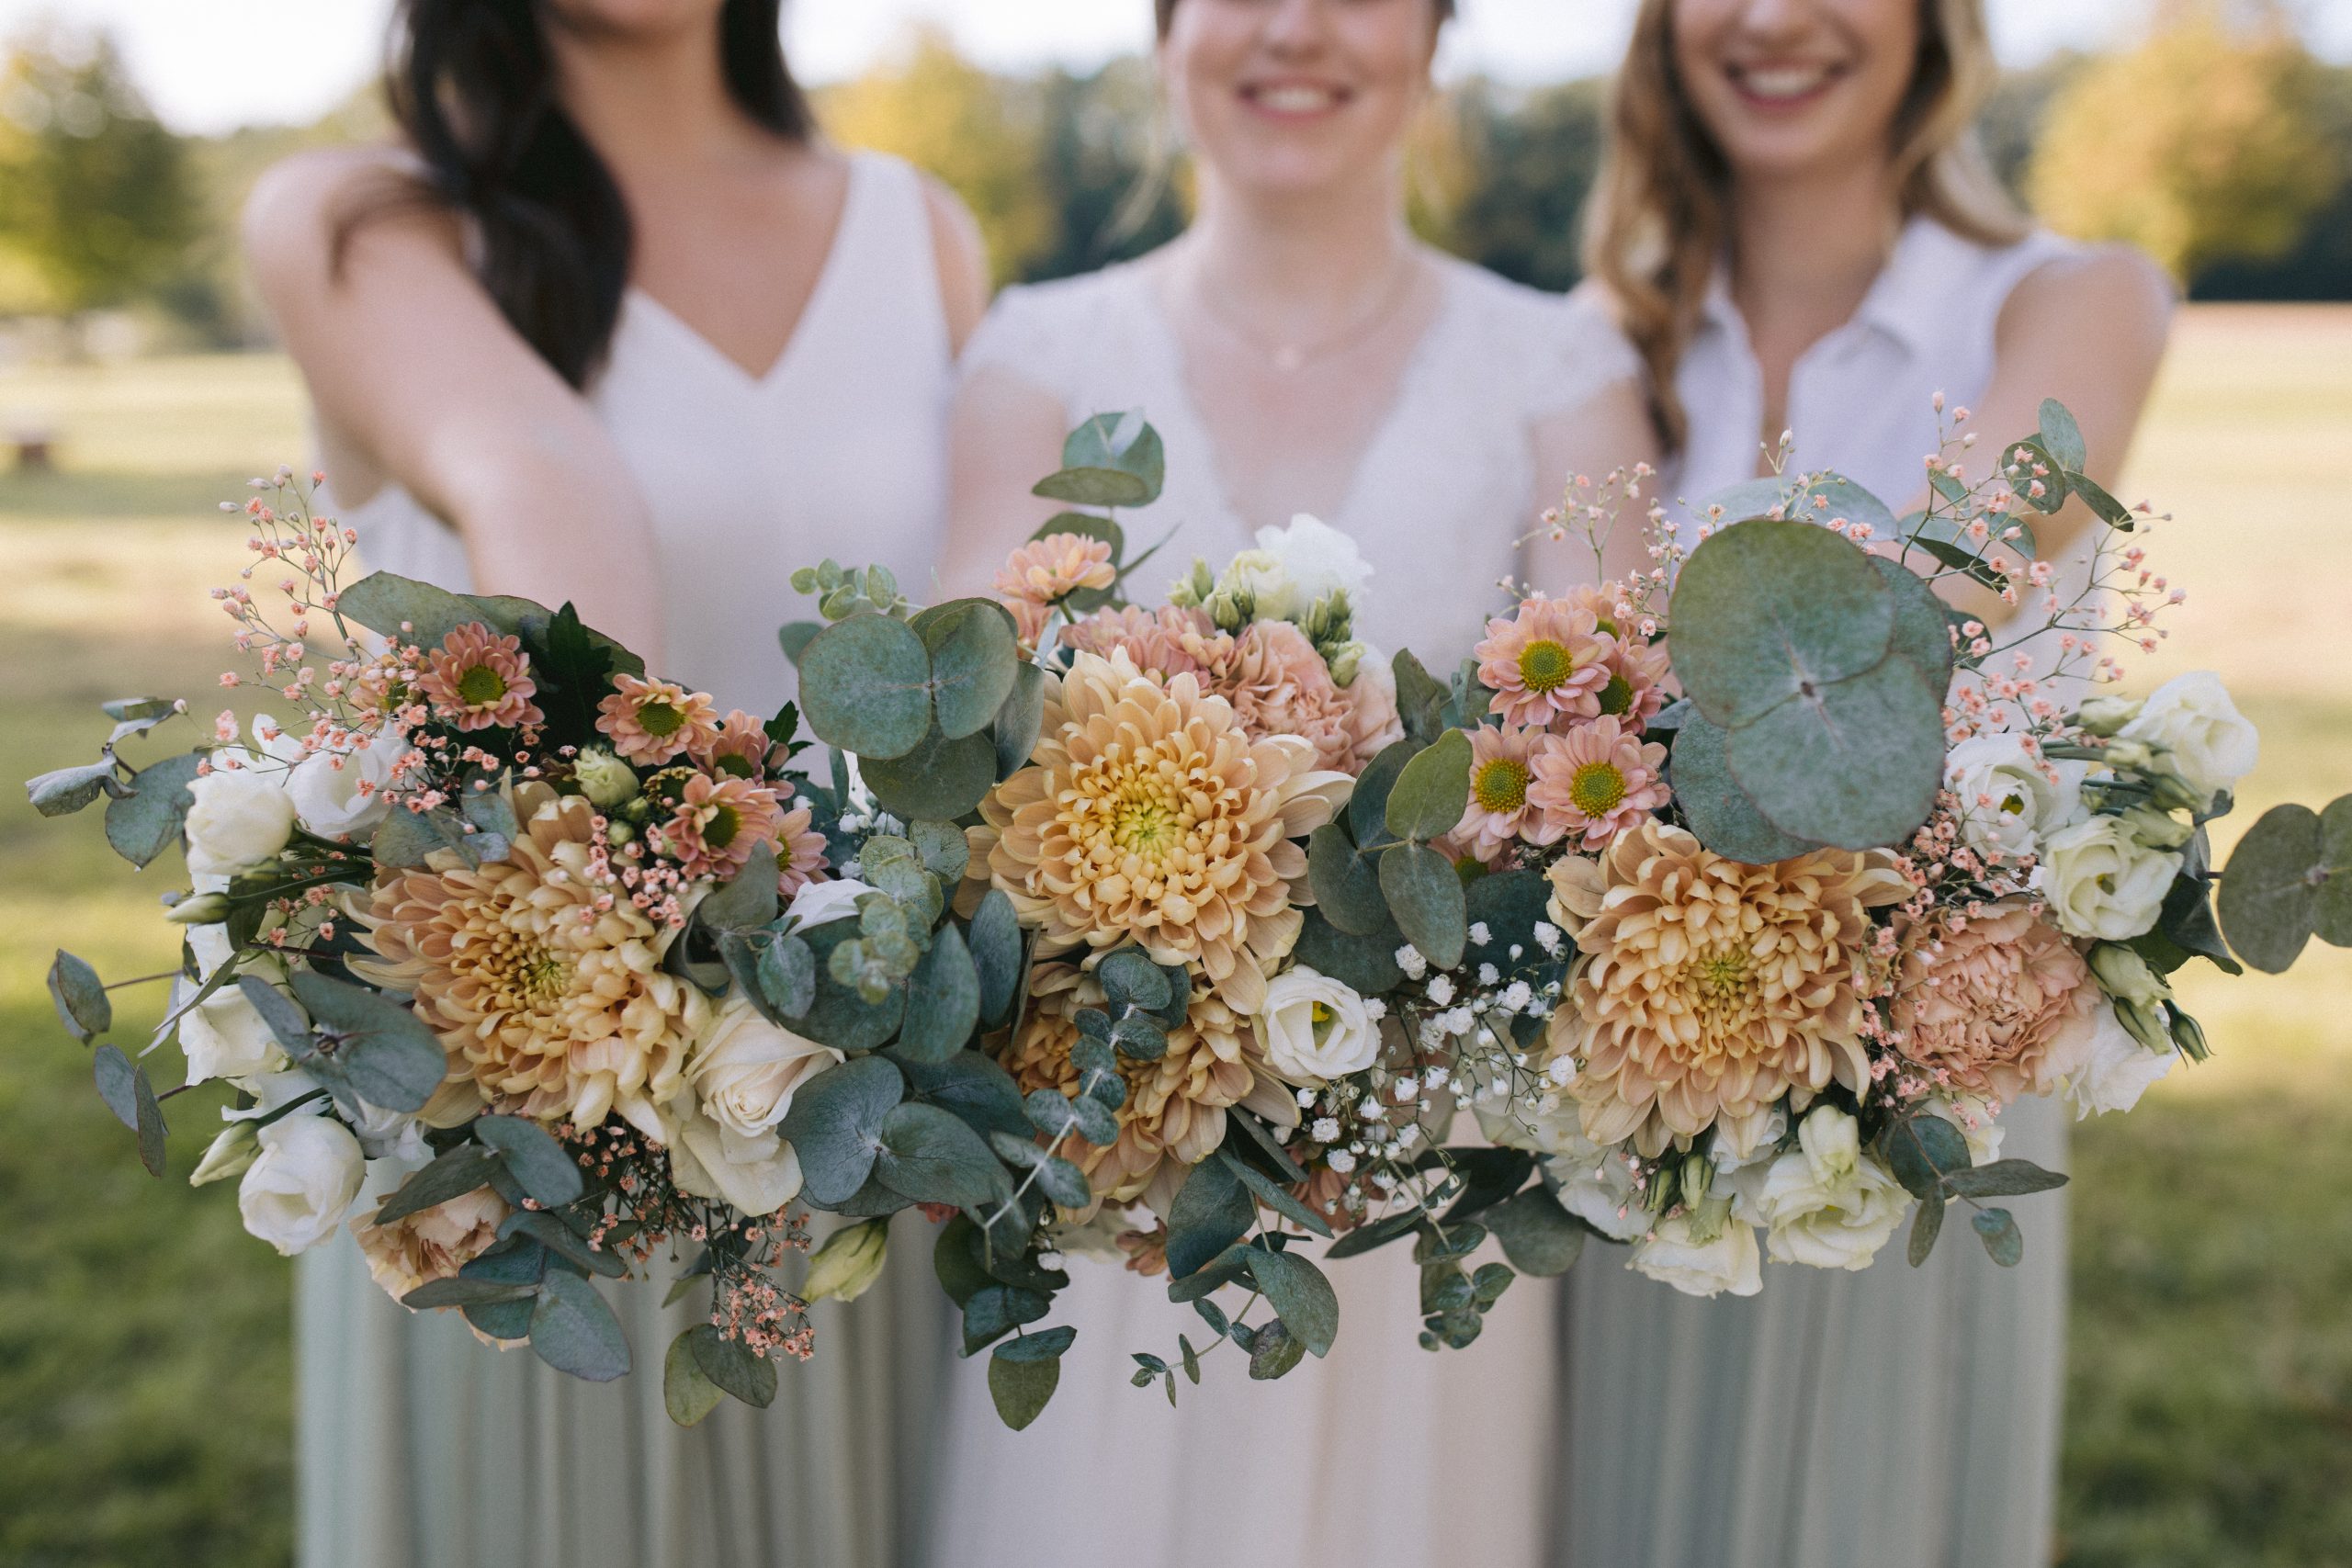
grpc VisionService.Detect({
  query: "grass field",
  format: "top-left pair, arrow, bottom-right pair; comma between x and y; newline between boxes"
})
2,312 -> 2348,1566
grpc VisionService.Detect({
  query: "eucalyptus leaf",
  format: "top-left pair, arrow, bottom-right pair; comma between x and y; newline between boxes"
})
1225,1109 -> 1307,1183
1906,1191 -> 1945,1266
795,922 -> 909,1052
2315,795 -> 2352,948
961,1283 -> 1050,1356
696,841 -> 780,931
1883,1115 -> 1973,1201
93,1043 -> 139,1130
1165,1154 -> 1256,1280
28,759 -> 127,818
1292,908 -> 1406,997
1941,1158 -> 2070,1200
874,1101 -> 1014,1207
528,1272 -> 630,1382
664,1329 -> 726,1426
896,926 -> 980,1065
1670,715 -> 1823,864
1668,519 -> 1895,728
1032,511 -> 1125,559
917,599 -> 1022,741
103,750 -> 203,868
2004,437 -> 2072,513
797,613 -> 933,761
775,1055 -> 904,1205
1380,840 -> 1468,970
992,661 -> 1048,782
1391,652 -> 1449,746
967,890 -> 1024,1028
897,1050 -> 1030,1138
1246,1248 -> 1339,1357
1870,554 -> 1956,696
2216,803 -> 2324,973
473,1116 -> 585,1207
1248,1319 -> 1306,1380
1723,654 -> 1945,851
2037,399 -> 2088,472
1972,1206 -> 2024,1267
1221,1151 -> 1333,1238
375,1145 -> 503,1224
2069,473 -> 2137,530
861,728 -> 998,823
911,819 -> 971,883
758,933 -> 818,1020
401,1278 -> 539,1309
1307,822 -> 1389,936
1385,729 -> 1473,842
47,949 -> 109,1043
288,969 -> 447,1113
1483,1188 -> 1586,1277
688,1321 -> 777,1407
987,1349 -> 1061,1429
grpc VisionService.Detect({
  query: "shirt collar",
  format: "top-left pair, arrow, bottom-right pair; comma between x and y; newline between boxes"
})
1698,214 -> 1964,362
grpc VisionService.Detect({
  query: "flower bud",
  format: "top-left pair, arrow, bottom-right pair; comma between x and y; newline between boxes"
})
2088,942 -> 2171,1009
190,1121 -> 260,1186
2113,997 -> 2174,1055
605,819 -> 636,848
2169,1008 -> 2210,1061
2075,694 -> 2143,737
573,747 -> 639,808
1327,641 -> 1363,688
1679,1153 -> 1714,1209
801,1215 -> 891,1303
2098,739 -> 2157,773
1166,558 -> 1215,609
165,891 -> 234,925
2120,804 -> 2194,850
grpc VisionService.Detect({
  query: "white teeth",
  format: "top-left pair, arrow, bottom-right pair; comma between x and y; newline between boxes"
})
1255,85 -> 1340,113
1739,66 -> 1829,100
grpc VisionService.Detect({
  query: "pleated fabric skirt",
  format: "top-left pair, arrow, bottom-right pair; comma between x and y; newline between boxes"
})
296,1209 -> 950,1568
1561,1095 -> 2068,1568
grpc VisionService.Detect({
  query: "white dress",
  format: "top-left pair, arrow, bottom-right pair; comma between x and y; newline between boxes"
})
1564,217 -> 2087,1568
922,253 -> 1643,1568
298,152 -> 956,1568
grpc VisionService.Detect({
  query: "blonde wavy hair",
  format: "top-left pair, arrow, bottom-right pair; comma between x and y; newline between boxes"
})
1586,0 -> 2027,451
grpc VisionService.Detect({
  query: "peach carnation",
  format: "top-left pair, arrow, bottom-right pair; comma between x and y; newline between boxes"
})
1527,716 -> 1671,850
776,805 -> 829,898
1476,598 -> 1613,728
352,1187 -> 512,1304
1062,604 -> 1223,681
971,649 -> 1351,1015
1889,900 -> 2097,1103
353,784 -> 710,1138
657,773 -> 785,881
418,623 -> 542,732
596,674 -> 720,766
995,533 -> 1116,605
1200,620 -> 1402,777
1461,723 -> 1568,861
998,962 -> 1258,1211
1550,821 -> 1907,1157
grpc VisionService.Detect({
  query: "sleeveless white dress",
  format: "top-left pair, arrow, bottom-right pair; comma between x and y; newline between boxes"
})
298,152 -> 956,1568
921,253 -> 1643,1568
1564,219 -> 2087,1568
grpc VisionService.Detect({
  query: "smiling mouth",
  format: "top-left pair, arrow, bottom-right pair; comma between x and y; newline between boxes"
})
1724,62 -> 1845,107
1240,82 -> 1351,117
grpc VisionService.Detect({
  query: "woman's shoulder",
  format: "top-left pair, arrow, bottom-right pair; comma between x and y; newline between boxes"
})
1998,238 -> 2175,340
241,144 -> 458,299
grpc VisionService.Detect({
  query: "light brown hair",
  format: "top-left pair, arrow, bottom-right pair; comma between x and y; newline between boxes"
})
1585,0 -> 2027,451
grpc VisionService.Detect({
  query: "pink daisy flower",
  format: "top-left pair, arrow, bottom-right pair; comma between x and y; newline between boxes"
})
776,806 -> 830,898
1476,598 -> 1613,729
1527,716 -> 1671,850
417,623 -> 542,732
700,709 -> 773,779
994,533 -> 1116,605
1460,724 -> 1569,862
657,773 -> 785,882
597,674 -> 720,765
1598,635 -> 1674,728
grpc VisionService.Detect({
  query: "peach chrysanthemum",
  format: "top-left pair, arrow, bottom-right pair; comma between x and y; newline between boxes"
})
699,710 -> 772,779
1476,598 -> 1613,729
1890,901 -> 2097,1103
597,673 -> 721,765
995,533 -> 1116,605
657,773 -> 785,881
971,649 -> 1351,1015
1461,723 -> 1568,861
998,963 -> 1259,1211
776,805 -> 829,898
1062,604 -> 1223,681
353,784 -> 709,1138
1547,821 -> 1907,1157
1527,716 -> 1671,850
418,623 -> 542,732
352,1187 -> 511,1304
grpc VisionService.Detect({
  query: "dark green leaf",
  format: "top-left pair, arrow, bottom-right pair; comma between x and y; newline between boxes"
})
993,661 -> 1049,782
2312,795 -> 2352,949
994,1324 -> 1077,1362
130,1064 -> 167,1177
1906,1191 -> 1945,1266
961,1283 -> 1050,1356
104,751 -> 204,868
1308,821 -> 1390,936
1165,1241 -> 1262,1303
758,932 -> 818,1019
664,1329 -> 727,1426
1166,1155 -> 1256,1280
1225,1110 -> 1307,1183
1380,841 -> 1468,970
288,969 -> 447,1113
777,1055 -> 904,1205
896,926 -> 980,1065
797,613 -> 933,761
1385,728 -> 1473,842
991,1133 -> 1092,1208
1349,739 -> 1417,846
968,890 -> 1024,1027
687,1321 -> 776,1407
93,1043 -> 139,1130
1941,1159 -> 2070,1200
1097,947 -> 1173,1014
473,1116 -> 584,1207
1248,1319 -> 1306,1380
375,1145 -> 502,1224
1883,1115 -> 1973,1201
1292,908 -> 1406,996
778,620 -> 822,667
1972,1206 -> 2024,1267
1669,714 -> 1823,864
2004,437 -> 2071,513
873,1101 -> 1014,1207
2217,803 -> 2324,973
896,1050 -> 1030,1138
401,1278 -> 538,1309
2037,399 -> 2087,472
1034,411 -> 1165,507
933,1213 -> 995,1306
528,1272 -> 630,1382
696,841 -> 781,932
1033,511 -> 1125,559
795,922 -> 909,1051
1244,1247 -> 1338,1356
47,950 -> 109,1043
1221,1149 -> 1333,1237
988,1354 -> 1060,1429
1484,1188 -> 1586,1276
1391,653 -> 1449,747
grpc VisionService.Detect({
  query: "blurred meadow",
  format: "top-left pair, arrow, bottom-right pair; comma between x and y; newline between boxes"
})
4,309 -> 2347,1568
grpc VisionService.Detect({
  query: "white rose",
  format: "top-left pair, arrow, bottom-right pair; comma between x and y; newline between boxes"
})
183,748 -> 296,876
1944,732 -> 2088,862
1752,1106 -> 1910,1270
175,976 -> 288,1087
237,1113 -> 364,1256
786,876 -> 872,931
285,731 -> 409,840
665,1103 -> 805,1216
2053,998 -> 2177,1117
1253,965 -> 1381,1085
2032,814 -> 2181,942
688,994 -> 844,1139
2119,671 -> 2259,803
1254,513 -> 1372,610
1628,1201 -> 1762,1298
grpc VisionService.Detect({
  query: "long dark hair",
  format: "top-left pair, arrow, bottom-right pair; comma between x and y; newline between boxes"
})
367,0 -> 814,388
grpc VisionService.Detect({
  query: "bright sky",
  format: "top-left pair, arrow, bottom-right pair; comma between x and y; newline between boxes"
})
5,0 -> 2349,137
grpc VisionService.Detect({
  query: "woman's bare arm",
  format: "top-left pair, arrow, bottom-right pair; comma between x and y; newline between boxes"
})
1525,375 -> 1665,596
243,147 -> 670,664
942,365 -> 1072,602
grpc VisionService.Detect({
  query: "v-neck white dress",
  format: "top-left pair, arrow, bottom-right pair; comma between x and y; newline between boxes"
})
1563,218 -> 2087,1568
298,152 -> 955,1568
919,252 -> 1643,1568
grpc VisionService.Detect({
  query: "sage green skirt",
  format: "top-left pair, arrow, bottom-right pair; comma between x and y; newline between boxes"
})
1562,1095 -> 2066,1567
296,1211 -> 948,1568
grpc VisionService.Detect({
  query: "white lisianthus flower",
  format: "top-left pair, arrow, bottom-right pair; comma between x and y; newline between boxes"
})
2032,814 -> 2181,941
176,976 -> 288,1086
688,994 -> 844,1139
2052,999 -> 2177,1117
2118,670 -> 2259,804
1545,1141 -> 1647,1242
786,876 -> 873,931
1217,547 -> 1298,622
664,1106 -> 805,1216
1254,513 -> 1373,610
1752,1106 -> 1910,1270
1944,732 -> 2089,862
1252,964 -> 1381,1085
285,731 -> 410,840
237,1113 -> 365,1255
183,749 -> 297,876
1628,1200 -> 1762,1298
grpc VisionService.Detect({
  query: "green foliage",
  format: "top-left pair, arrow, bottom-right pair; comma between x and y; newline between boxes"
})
777,1056 -> 905,1206
1032,410 -> 1165,507
2216,796 -> 2352,972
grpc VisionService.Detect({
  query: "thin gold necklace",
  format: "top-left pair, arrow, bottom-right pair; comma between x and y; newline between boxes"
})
1189,247 -> 1422,374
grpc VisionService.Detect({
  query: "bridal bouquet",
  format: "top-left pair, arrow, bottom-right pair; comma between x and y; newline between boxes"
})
29,406 -> 2351,1436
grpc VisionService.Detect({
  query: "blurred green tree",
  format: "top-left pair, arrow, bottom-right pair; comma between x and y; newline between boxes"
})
0,25 -> 198,315
1437,78 -> 1608,291
2026,7 -> 2343,283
